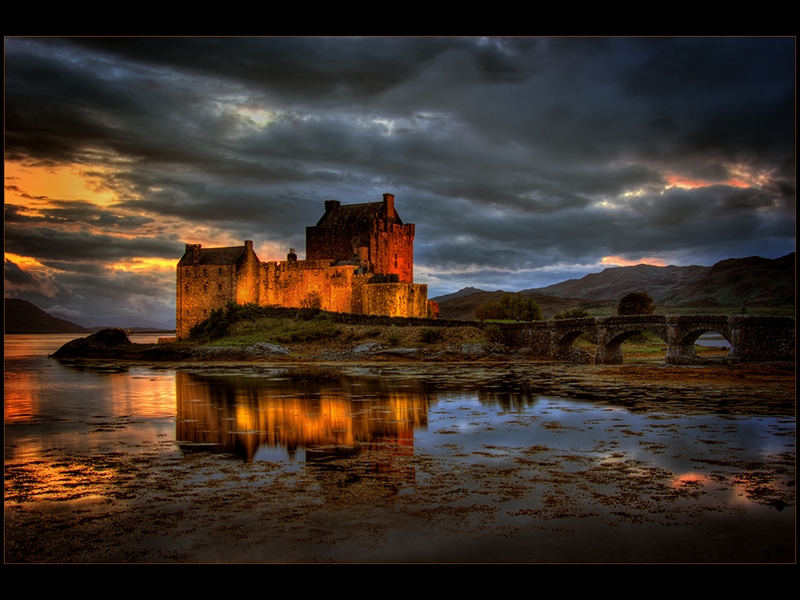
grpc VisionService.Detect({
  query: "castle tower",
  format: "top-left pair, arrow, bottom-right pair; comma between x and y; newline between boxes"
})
306,193 -> 415,282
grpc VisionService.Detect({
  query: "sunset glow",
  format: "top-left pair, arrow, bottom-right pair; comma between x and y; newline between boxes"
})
5,162 -> 118,205
4,252 -> 46,271
601,255 -> 669,267
665,173 -> 754,190
110,257 -> 177,273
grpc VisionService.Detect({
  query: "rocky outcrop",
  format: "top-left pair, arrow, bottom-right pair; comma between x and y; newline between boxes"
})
51,329 -> 293,361
50,328 -> 133,358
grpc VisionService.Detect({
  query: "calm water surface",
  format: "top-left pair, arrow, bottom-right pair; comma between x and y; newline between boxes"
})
4,334 -> 794,562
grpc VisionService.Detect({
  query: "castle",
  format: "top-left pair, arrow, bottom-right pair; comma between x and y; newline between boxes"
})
176,193 -> 430,339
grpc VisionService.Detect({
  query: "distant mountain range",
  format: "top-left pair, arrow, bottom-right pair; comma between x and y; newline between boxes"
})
46,311 -> 176,331
432,254 -> 795,320
5,299 -> 175,334
527,264 -> 711,302
5,299 -> 91,334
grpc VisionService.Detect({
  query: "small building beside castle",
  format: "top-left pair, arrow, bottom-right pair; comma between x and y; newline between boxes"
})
176,193 -> 429,339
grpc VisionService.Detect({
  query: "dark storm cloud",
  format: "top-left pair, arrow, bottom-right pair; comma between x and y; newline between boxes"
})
4,258 -> 37,286
4,224 -> 182,263
4,37 -> 794,318
5,200 -> 155,229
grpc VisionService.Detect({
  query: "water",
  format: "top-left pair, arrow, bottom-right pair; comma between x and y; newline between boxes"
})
4,334 -> 794,563
695,332 -> 732,349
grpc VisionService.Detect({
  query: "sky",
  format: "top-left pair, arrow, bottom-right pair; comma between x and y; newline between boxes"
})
4,37 -> 796,327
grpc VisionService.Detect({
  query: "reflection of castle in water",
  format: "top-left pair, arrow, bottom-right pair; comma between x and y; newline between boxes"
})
175,369 -> 433,462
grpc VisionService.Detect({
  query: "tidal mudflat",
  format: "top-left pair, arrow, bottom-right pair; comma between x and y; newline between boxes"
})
4,345 -> 795,563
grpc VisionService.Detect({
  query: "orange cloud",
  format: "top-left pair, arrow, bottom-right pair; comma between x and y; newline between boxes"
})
110,257 -> 177,273
665,174 -> 752,190
601,255 -> 669,267
4,252 -> 46,270
4,162 -> 117,206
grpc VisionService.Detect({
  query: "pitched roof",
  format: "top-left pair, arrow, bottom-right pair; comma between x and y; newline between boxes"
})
178,246 -> 246,266
314,202 -> 385,227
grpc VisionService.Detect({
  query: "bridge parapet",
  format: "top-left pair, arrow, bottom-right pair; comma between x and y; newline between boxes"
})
498,314 -> 794,365
727,315 -> 795,362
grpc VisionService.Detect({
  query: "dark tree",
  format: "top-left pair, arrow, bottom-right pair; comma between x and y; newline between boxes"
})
617,292 -> 655,315
476,293 -> 541,321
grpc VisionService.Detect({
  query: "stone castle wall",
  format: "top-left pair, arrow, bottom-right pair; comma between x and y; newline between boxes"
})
176,194 -> 427,339
362,282 -> 429,318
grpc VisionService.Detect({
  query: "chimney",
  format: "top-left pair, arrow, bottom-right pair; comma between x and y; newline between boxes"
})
382,193 -> 395,217
325,200 -> 341,212
244,240 -> 253,251
186,243 -> 202,266
287,248 -> 297,262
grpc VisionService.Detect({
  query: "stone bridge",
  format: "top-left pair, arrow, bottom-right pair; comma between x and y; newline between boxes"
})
502,315 -> 795,365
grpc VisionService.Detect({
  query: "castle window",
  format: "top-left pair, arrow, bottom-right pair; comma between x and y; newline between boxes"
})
394,253 -> 398,268
203,268 -> 207,277
185,284 -> 189,293
186,268 -> 191,276
203,283 -> 208,293
218,267 -> 223,275
218,283 -> 223,292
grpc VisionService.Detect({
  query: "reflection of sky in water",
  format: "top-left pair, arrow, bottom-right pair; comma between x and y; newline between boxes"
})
6,355 -> 790,472
418,394 -> 787,467
4,353 -> 178,462
411,393 -> 794,513
5,332 -> 794,525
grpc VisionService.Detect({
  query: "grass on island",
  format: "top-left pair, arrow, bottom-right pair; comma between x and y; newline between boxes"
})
206,314 -> 488,352
187,305 -> 732,361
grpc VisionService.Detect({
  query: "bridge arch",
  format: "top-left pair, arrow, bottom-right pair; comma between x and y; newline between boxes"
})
665,327 -> 732,364
555,329 -> 587,353
665,316 -> 733,365
548,318 -> 597,362
593,316 -> 669,365
553,329 -> 593,363
507,314 -> 793,365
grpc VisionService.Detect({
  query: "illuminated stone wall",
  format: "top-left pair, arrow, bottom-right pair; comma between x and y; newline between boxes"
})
369,220 -> 415,284
176,194 -> 427,339
259,260 -> 377,315
176,241 -> 261,339
363,283 -> 429,318
306,193 -> 415,283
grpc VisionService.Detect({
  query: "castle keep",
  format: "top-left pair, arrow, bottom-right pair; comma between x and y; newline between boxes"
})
176,193 -> 429,339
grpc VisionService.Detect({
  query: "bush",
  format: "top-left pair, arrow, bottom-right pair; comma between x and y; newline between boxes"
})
476,293 -> 541,321
387,327 -> 401,347
419,327 -> 442,344
617,292 -> 655,315
553,307 -> 591,320
482,324 -> 505,344
189,301 -> 262,342
475,300 -> 503,321
299,291 -> 323,320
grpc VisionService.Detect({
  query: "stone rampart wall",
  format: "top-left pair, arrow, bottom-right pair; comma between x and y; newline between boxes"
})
362,282 -> 428,318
